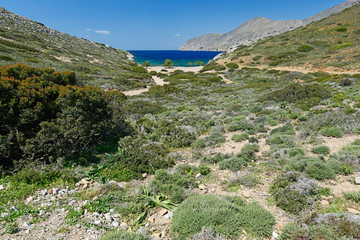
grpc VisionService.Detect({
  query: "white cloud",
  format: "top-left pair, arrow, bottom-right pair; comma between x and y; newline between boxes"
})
86,28 -> 111,35
173,33 -> 180,37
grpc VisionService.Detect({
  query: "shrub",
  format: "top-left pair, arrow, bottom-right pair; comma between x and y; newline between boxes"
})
0,64 -> 126,169
0,55 -> 13,61
227,173 -> 261,188
297,45 -> 314,52
201,153 -> 232,164
306,160 -> 335,180
335,26 -> 347,32
279,223 -> 309,240
319,127 -> 344,138
270,124 -> 295,135
100,231 -> 149,240
171,195 -> 275,239
343,191 -> 360,203
270,172 -> 319,214
192,133 -> 226,149
311,145 -> 330,155
117,137 -> 174,175
231,133 -> 249,142
225,62 -> 239,70
241,143 -> 260,158
150,169 -> 197,203
331,42 -> 354,50
219,154 -> 251,171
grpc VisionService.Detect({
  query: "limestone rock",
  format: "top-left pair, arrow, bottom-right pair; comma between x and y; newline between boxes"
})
347,208 -> 360,214
355,176 -> 360,185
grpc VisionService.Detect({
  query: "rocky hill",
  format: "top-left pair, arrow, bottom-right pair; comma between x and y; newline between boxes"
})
0,7 -> 150,90
222,2 -> 360,72
181,0 -> 360,51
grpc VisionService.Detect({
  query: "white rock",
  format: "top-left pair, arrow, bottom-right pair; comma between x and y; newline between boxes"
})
355,177 -> 360,185
0,185 -> 4,190
94,220 -> 101,225
23,222 -> 30,227
112,221 -> 119,227
272,231 -> 279,239
142,173 -> 148,178
1,212 -> 9,218
104,213 -> 113,222
120,222 -> 128,231
348,208 -> 360,214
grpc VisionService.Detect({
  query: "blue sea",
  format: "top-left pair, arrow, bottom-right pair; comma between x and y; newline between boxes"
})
128,50 -> 222,67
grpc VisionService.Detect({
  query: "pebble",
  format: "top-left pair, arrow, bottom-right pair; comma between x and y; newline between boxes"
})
0,185 -> 4,190
93,220 -> 101,225
1,212 -> 9,218
104,213 -> 113,222
242,191 -> 251,198
112,221 -> 119,227
199,184 -> 206,190
159,208 -> 168,216
320,200 -> 330,206
120,222 -> 128,231
355,177 -> 360,185
272,230 -> 279,239
23,222 -> 30,228
142,173 -> 148,178
112,213 -> 121,218
108,180 -> 117,185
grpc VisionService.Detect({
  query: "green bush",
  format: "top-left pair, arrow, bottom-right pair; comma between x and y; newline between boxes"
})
241,143 -> 260,158
279,222 -> 309,240
335,26 -> 347,32
306,161 -> 335,180
270,124 -> 295,135
225,62 -> 239,70
192,133 -> 226,149
311,145 -> 330,155
219,154 -> 251,171
343,191 -> 360,203
270,172 -> 319,214
117,137 -> 174,175
150,169 -> 197,203
231,133 -> 249,142
319,127 -> 344,138
171,195 -> 275,239
297,45 -> 314,52
100,231 -> 148,240
201,153 -> 232,164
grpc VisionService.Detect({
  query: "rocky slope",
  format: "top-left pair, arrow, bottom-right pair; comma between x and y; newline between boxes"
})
0,7 -> 150,90
181,0 -> 360,51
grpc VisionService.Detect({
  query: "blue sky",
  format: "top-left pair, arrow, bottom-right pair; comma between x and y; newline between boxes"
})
1,0 -> 345,50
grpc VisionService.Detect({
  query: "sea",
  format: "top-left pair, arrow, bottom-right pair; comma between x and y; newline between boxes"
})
128,50 -> 222,67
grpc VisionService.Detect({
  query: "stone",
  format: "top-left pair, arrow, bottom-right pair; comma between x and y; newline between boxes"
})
142,173 -> 148,178
159,208 -> 168,216
120,222 -> 128,231
26,196 -> 34,204
199,184 -> 206,190
23,222 -> 30,228
347,208 -> 360,214
112,221 -> 119,228
320,200 -> 330,207
148,216 -> 155,224
153,232 -> 162,238
195,173 -> 201,178
242,191 -> 251,198
94,220 -> 101,225
0,185 -> 4,190
112,213 -> 121,219
272,230 -> 279,239
1,212 -> 9,218
355,177 -> 360,185
104,213 -> 113,222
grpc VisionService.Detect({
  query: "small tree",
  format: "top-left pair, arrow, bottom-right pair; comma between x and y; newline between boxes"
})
142,61 -> 150,68
188,62 -> 193,66
164,59 -> 174,68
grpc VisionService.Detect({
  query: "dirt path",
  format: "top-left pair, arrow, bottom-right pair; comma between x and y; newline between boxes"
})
122,76 -> 167,96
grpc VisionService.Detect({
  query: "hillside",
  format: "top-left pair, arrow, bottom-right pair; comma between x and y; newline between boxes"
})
181,0 -> 360,51
0,7 -> 150,90
223,3 -> 360,72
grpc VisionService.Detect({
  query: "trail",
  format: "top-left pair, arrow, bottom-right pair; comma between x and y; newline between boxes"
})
122,76 -> 166,96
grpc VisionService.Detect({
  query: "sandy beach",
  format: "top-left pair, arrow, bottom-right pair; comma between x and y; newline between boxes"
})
147,66 -> 202,73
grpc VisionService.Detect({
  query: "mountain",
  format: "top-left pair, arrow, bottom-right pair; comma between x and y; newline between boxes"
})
222,2 -> 360,71
0,7 -> 150,90
181,0 -> 360,51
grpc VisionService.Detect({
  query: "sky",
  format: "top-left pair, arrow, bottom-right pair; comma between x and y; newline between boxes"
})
1,0 -> 346,50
